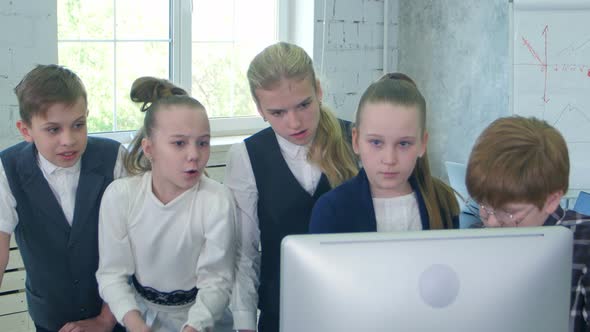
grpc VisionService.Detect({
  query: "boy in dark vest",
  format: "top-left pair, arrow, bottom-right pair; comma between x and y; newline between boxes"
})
0,64 -> 126,332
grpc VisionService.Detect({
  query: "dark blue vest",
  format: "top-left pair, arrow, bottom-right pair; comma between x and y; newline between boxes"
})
0,137 -> 120,331
244,120 -> 352,321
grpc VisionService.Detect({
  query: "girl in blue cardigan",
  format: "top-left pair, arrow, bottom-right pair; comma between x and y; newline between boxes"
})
309,73 -> 459,233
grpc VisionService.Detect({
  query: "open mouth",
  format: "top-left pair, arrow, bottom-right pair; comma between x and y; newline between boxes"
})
58,151 -> 77,159
291,129 -> 307,137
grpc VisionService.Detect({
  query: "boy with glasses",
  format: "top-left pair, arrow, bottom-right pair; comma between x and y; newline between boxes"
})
465,115 -> 589,332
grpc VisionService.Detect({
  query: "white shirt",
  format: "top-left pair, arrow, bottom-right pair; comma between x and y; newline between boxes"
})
224,133 -> 322,330
96,172 -> 236,331
373,192 -> 423,232
0,146 -> 127,232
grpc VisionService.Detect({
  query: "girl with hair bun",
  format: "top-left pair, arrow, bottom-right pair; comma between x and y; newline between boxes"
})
97,77 -> 236,332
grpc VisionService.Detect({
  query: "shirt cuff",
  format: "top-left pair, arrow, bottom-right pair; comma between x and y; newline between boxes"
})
108,296 -> 140,325
0,219 -> 16,235
232,310 -> 257,330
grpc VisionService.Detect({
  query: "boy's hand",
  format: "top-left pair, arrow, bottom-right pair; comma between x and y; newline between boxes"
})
58,317 -> 112,332
58,303 -> 117,332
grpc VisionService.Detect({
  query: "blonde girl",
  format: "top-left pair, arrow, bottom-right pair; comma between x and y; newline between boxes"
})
224,42 -> 358,332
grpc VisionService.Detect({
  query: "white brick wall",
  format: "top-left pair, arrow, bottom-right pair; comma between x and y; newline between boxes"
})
0,0 -> 57,150
314,0 -> 399,121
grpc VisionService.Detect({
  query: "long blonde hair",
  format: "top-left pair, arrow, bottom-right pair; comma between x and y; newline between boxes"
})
355,74 -> 459,229
123,77 -> 206,175
247,42 -> 358,187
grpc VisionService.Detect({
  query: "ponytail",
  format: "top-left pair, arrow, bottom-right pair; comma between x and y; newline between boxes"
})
308,105 -> 358,187
413,154 -> 459,229
123,127 -> 150,176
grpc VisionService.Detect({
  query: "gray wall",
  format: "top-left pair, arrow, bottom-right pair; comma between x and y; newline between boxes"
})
398,0 -> 510,178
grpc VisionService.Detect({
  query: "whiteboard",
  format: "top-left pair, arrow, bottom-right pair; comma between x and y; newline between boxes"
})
513,0 -> 590,190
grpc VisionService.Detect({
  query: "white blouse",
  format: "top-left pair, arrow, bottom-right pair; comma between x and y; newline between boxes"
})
96,172 -> 236,331
373,192 -> 422,232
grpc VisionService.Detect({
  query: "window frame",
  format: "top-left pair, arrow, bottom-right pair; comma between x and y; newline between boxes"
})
65,0 -> 288,143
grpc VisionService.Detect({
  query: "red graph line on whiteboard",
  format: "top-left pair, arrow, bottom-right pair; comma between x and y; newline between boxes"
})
521,25 -> 549,103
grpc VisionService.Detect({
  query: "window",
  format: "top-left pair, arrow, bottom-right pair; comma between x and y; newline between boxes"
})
58,0 -> 282,136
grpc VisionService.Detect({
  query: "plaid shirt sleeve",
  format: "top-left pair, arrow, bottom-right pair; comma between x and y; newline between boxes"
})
562,216 -> 590,332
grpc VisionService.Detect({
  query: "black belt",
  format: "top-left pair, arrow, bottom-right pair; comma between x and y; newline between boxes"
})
131,275 -> 198,306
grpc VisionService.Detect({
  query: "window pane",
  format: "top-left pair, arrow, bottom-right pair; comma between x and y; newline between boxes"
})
192,42 -> 257,118
59,42 -> 115,133
192,0 -> 278,119
192,0 -> 234,41
116,42 -> 169,131
234,0 -> 277,42
58,0 -> 113,40
116,0 -> 169,40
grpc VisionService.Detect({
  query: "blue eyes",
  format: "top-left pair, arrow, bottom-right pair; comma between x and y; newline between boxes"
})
268,100 -> 313,117
368,140 -> 413,148
173,140 -> 210,148
299,101 -> 311,109
45,122 -> 85,134
369,139 -> 383,147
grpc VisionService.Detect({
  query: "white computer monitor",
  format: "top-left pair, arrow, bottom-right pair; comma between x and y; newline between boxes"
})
280,227 -> 573,332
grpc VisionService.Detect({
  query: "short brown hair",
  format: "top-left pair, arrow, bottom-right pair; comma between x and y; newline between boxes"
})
14,64 -> 87,125
466,116 -> 569,209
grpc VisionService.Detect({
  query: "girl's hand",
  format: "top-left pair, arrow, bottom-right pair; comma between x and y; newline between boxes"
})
182,325 -> 199,332
122,310 -> 150,332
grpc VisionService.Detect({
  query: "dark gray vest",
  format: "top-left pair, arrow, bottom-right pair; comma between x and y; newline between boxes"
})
244,120 -> 352,319
0,137 -> 120,331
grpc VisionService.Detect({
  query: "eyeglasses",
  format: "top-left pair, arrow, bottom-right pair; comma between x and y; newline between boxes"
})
465,199 -> 533,226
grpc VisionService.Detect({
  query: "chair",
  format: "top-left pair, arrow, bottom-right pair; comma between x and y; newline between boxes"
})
445,161 -> 469,208
445,161 -> 480,228
573,191 -> 590,216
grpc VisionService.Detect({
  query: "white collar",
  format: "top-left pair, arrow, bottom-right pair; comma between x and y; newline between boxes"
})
37,152 -> 81,175
275,133 -> 310,160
